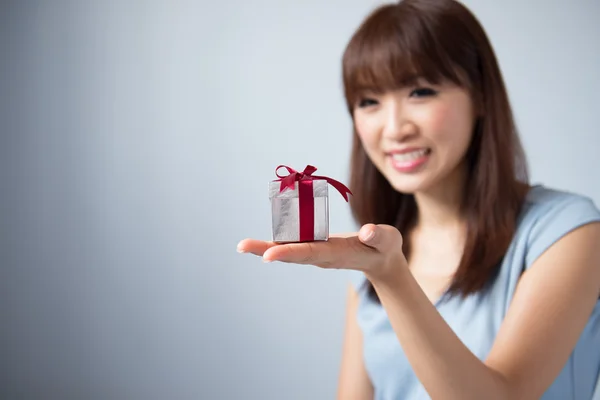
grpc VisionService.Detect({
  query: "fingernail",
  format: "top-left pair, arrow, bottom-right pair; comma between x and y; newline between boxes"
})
237,247 -> 245,253
262,257 -> 272,263
363,230 -> 375,241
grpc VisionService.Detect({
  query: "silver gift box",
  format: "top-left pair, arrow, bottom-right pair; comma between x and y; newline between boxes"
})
268,180 -> 329,242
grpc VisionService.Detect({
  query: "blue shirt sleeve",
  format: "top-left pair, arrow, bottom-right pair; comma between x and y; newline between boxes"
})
525,192 -> 600,269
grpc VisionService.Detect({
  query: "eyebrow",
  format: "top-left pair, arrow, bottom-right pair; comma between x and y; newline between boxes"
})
400,74 -> 421,85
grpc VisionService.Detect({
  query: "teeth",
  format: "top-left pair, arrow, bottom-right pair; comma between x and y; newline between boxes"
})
392,149 -> 428,162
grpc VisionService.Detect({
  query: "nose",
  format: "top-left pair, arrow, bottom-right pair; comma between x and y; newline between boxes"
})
382,100 -> 417,142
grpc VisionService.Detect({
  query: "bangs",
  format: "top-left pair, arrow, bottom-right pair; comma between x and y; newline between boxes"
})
342,4 -> 469,110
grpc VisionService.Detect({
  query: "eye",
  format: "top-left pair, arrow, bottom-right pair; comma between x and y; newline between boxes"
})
357,98 -> 379,108
409,87 -> 437,98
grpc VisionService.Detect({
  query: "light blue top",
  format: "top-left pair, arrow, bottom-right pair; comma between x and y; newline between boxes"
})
348,185 -> 600,400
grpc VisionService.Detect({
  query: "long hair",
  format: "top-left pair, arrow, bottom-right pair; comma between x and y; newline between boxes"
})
342,0 -> 529,300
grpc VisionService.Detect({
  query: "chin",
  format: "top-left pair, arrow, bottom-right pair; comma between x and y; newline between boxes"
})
375,154 -> 436,194
386,175 -> 433,195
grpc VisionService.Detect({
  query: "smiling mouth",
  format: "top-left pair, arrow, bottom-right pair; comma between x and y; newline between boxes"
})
389,148 -> 431,162
387,148 -> 431,172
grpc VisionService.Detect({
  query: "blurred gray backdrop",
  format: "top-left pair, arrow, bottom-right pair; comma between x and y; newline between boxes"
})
1,0 -> 599,399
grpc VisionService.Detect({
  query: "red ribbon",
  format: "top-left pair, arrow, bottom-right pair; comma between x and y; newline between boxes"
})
274,165 -> 352,241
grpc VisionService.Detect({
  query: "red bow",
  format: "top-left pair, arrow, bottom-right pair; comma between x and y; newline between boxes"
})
274,165 -> 352,201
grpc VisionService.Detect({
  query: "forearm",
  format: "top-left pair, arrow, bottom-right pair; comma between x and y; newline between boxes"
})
367,268 -> 513,400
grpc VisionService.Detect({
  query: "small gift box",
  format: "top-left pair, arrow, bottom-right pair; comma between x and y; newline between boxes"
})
269,165 -> 352,243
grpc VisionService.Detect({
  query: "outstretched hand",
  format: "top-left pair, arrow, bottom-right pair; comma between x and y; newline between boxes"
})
236,223 -> 407,280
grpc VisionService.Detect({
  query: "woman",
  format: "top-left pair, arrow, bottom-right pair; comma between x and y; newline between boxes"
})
237,0 -> 600,398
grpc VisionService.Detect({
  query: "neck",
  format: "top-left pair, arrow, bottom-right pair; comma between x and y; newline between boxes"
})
413,163 -> 467,231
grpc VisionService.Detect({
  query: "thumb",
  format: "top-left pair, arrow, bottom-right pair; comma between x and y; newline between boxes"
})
358,223 -> 403,252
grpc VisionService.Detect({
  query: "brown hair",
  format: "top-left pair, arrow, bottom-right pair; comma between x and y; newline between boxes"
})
342,0 -> 529,300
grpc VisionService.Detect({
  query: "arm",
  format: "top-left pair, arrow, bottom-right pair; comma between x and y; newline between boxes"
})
368,222 -> 600,400
337,284 -> 374,400
238,215 -> 600,398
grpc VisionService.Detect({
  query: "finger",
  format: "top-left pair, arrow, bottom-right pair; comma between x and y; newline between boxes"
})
263,238 -> 348,266
237,238 -> 278,256
358,224 -> 403,252
358,224 -> 378,245
330,232 -> 359,239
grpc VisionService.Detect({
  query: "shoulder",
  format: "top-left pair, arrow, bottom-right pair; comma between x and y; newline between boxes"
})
516,185 -> 600,268
522,184 -> 598,212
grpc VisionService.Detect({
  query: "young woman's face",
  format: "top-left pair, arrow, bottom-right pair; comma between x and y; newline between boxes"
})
353,79 -> 476,194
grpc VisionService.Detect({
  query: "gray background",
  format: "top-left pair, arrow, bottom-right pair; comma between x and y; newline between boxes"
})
1,0 -> 599,399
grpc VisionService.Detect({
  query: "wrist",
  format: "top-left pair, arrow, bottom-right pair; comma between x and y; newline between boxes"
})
365,253 -> 410,291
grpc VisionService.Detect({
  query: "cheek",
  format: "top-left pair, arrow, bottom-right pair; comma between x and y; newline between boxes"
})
423,102 -> 473,149
354,117 -> 379,149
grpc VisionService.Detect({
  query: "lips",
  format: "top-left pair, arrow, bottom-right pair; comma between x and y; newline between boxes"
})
387,148 -> 431,173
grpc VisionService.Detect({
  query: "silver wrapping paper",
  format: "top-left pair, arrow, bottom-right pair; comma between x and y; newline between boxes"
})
269,180 -> 329,242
